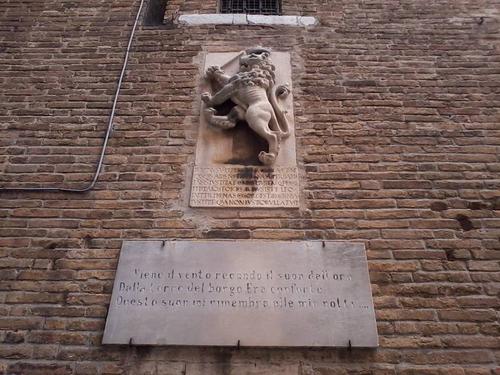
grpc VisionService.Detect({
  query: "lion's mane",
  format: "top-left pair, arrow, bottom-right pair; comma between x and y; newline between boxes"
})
233,59 -> 276,90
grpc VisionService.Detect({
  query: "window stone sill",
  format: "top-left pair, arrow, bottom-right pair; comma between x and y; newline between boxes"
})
177,14 -> 318,27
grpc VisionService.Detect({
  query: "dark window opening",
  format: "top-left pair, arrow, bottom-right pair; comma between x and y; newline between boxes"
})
144,0 -> 167,26
220,0 -> 281,15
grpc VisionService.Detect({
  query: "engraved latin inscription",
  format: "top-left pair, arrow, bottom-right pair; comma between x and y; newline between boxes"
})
190,166 -> 299,208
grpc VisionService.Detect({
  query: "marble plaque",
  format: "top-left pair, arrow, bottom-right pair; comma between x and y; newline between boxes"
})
190,50 -> 299,208
103,240 -> 378,347
190,166 -> 300,208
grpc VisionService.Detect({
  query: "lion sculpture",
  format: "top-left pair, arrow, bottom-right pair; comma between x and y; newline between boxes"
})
201,48 -> 291,165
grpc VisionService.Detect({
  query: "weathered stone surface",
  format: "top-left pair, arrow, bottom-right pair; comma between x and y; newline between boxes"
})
190,166 -> 300,208
190,51 -> 299,208
103,240 -> 378,347
177,14 -> 318,27
200,48 -> 292,166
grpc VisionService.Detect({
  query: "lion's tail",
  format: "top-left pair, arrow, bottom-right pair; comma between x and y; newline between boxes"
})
268,86 -> 291,139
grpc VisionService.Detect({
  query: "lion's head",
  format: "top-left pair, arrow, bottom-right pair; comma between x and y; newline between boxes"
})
236,48 -> 276,88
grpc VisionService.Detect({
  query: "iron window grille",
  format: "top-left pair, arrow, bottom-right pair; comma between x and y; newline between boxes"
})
220,0 -> 281,15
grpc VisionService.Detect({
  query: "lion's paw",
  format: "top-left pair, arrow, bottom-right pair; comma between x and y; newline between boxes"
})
258,152 -> 276,166
206,66 -> 223,77
201,92 -> 212,104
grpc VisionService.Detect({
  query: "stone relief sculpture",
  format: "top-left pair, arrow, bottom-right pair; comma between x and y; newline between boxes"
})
201,48 -> 291,166
190,49 -> 299,208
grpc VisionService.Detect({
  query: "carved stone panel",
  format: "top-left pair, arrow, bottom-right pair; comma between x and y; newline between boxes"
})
190,50 -> 299,208
102,240 -> 379,347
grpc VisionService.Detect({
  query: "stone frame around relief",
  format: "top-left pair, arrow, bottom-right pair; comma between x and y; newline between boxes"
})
190,50 -> 300,209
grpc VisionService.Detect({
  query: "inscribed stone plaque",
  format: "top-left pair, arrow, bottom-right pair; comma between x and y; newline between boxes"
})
103,240 -> 378,347
190,166 -> 299,208
190,50 -> 299,208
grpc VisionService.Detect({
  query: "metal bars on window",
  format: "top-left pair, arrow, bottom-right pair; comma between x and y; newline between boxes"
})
220,0 -> 281,15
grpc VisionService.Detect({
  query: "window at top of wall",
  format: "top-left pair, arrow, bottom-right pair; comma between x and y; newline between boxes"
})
220,0 -> 281,15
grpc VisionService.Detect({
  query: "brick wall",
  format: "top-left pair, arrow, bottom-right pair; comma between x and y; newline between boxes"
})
1,0 -> 499,374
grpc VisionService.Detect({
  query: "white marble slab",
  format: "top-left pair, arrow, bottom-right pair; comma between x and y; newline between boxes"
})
103,240 -> 378,347
178,14 -> 318,27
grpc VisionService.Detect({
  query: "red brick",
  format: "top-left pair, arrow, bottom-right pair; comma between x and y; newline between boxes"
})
0,0 -> 499,372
